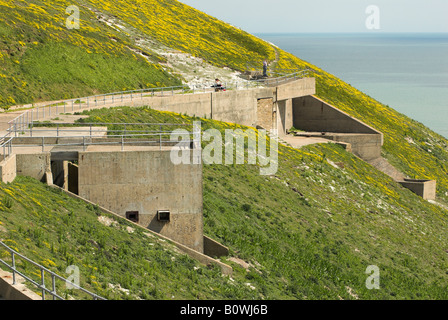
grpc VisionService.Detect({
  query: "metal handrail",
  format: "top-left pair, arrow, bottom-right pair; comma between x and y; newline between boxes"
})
3,70 -> 311,149
0,137 -> 13,161
0,241 -> 106,300
11,132 -> 196,153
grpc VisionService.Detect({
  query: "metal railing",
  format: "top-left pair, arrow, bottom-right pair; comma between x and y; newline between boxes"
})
12,122 -> 192,137
3,70 -> 311,151
0,137 -> 13,161
9,123 -> 197,152
0,241 -> 106,300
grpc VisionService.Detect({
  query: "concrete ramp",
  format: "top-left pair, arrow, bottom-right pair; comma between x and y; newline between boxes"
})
367,157 -> 407,181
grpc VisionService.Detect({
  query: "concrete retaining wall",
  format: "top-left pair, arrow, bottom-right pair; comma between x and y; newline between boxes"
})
292,95 -> 383,161
0,270 -> 41,300
16,153 -> 51,182
77,150 -> 204,253
399,179 -> 437,200
0,154 -> 16,183
58,187 -> 232,275
78,78 -> 314,130
203,236 -> 229,258
293,95 -> 381,135
326,133 -> 383,162
277,77 -> 316,101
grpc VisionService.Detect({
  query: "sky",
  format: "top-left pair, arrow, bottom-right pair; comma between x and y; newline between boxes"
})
178,0 -> 448,33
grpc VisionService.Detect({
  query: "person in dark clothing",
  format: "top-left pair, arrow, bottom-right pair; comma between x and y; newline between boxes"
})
263,60 -> 268,77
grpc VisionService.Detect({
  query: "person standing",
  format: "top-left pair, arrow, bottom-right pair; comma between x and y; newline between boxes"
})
263,60 -> 268,77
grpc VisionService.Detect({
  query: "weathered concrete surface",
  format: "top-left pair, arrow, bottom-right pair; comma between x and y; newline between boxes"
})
293,132 -> 382,161
15,152 -> 51,182
77,149 -> 204,253
276,99 -> 293,137
293,95 -> 381,135
0,270 -> 41,300
280,135 -> 331,149
0,154 -> 16,183
368,157 -> 407,181
203,236 -> 229,258
257,98 -> 274,130
58,186 -> 232,275
292,95 -> 383,161
276,77 -> 316,101
399,179 -> 437,200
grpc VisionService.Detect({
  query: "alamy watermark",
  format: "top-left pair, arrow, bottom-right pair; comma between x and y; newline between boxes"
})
170,121 -> 279,176
66,5 -> 80,30
65,265 -> 80,289
365,265 -> 380,290
365,5 -> 381,30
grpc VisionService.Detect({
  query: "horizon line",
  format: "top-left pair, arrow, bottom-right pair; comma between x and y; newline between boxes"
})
254,31 -> 448,35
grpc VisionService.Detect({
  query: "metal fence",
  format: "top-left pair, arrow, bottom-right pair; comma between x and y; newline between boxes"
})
2,70 -> 310,159
0,241 -> 106,300
9,122 -> 197,152
0,137 -> 13,161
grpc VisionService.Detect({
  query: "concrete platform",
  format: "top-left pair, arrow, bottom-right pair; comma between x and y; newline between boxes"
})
281,134 -> 330,148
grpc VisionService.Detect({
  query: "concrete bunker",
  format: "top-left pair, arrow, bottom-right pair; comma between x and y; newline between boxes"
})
76,148 -> 205,253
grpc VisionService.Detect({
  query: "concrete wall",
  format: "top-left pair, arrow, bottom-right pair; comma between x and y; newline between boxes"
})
16,153 -> 51,182
276,99 -> 293,137
276,77 -> 316,101
0,154 -> 16,183
326,133 -> 383,162
58,186 -> 232,275
203,236 -> 229,258
77,150 -> 204,253
256,98 -> 274,130
0,270 -> 41,300
80,78 -> 314,130
293,95 -> 381,135
399,179 -> 437,200
292,95 -> 383,161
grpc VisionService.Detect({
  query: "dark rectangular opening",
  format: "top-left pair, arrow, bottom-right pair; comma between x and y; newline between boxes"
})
126,211 -> 139,223
157,210 -> 170,222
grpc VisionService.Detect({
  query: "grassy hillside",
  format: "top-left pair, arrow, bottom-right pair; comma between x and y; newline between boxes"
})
0,175 -> 260,300
67,106 -> 448,299
2,106 -> 448,299
1,0 -> 447,203
1,0 -> 448,300
0,0 -> 181,108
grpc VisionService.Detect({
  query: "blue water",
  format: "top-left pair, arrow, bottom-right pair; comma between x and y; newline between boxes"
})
256,33 -> 448,138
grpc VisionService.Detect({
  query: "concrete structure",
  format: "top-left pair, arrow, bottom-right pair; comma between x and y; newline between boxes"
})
292,95 -> 383,161
399,179 -> 437,200
77,148 -> 204,253
0,154 -> 16,183
0,270 -> 40,300
59,186 -> 232,275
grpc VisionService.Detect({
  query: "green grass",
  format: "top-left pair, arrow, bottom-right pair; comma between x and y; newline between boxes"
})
0,176 -> 259,300
63,106 -> 448,300
2,0 -> 447,207
0,0 -> 180,108
2,0 -> 448,300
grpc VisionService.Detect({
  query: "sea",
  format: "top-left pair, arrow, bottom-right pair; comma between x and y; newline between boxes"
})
256,33 -> 448,138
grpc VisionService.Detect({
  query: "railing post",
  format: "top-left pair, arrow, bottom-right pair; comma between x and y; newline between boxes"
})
41,268 -> 45,300
11,252 -> 16,285
52,274 -> 56,300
